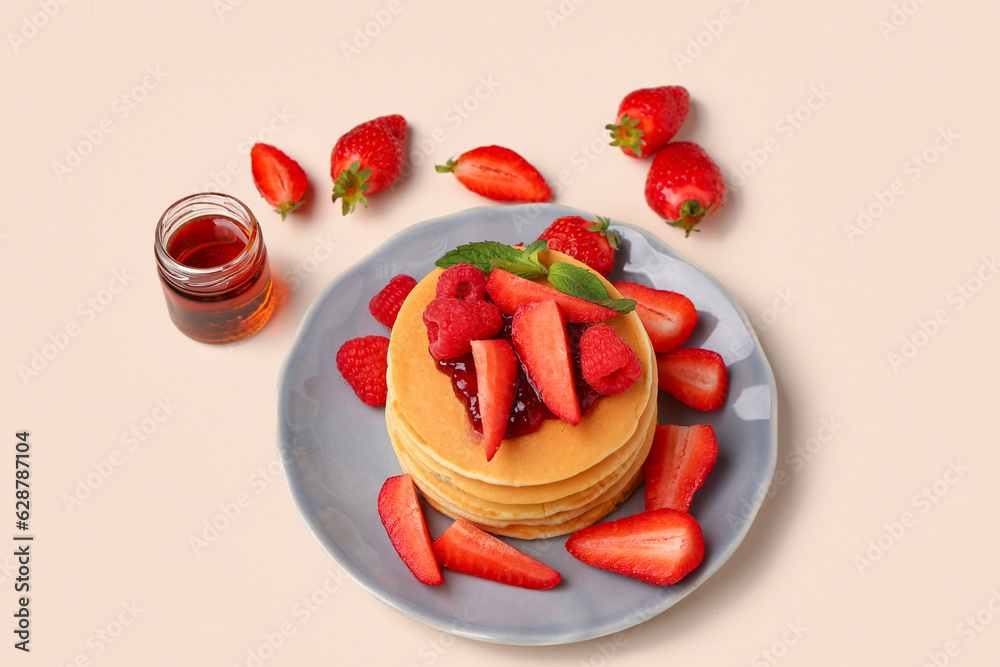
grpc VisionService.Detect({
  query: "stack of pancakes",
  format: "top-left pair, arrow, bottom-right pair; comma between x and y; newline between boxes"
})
385,250 -> 658,539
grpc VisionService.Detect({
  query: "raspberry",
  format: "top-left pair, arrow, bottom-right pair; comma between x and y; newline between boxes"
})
435,263 -> 487,301
422,298 -> 503,360
579,323 -> 641,395
336,335 -> 391,406
369,274 -> 417,328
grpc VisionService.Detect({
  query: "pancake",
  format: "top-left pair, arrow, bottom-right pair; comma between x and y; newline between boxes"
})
384,248 -> 658,538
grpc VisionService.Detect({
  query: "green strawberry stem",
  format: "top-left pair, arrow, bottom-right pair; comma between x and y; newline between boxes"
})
332,161 -> 373,216
275,200 -> 303,221
605,114 -> 645,157
434,159 -> 458,173
667,199 -> 713,237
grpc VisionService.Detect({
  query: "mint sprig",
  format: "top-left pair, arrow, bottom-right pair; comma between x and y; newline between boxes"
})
435,241 -> 635,315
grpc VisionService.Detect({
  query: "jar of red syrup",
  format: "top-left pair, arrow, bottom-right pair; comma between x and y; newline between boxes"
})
154,193 -> 275,344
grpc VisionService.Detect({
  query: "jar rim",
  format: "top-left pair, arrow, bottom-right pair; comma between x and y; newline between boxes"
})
154,192 -> 263,289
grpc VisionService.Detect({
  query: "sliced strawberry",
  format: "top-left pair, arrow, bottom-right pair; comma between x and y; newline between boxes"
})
612,281 -> 697,353
432,519 -> 561,589
435,263 -> 487,301
537,216 -> 620,278
435,145 -> 552,203
377,475 -> 444,586
335,335 -> 390,406
645,424 -> 718,513
565,508 -> 704,586
422,298 -> 503,360
250,143 -> 307,220
510,300 -> 581,426
485,269 -> 617,323
369,274 -> 417,328
470,339 -> 518,461
579,323 -> 641,395
656,348 -> 728,411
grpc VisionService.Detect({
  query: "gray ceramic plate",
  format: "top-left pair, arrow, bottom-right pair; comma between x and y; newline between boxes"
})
276,204 -> 777,645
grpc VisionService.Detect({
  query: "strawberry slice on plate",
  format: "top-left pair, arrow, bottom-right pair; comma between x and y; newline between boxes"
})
656,347 -> 728,411
566,508 -> 704,586
435,145 -> 552,203
432,519 -> 561,590
470,339 -> 518,461
510,299 -> 581,426
377,474 -> 444,586
645,424 -> 718,513
612,281 -> 697,353
485,269 -> 617,323
250,143 -> 307,220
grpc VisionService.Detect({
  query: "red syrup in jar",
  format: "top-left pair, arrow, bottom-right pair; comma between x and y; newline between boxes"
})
435,318 -> 602,438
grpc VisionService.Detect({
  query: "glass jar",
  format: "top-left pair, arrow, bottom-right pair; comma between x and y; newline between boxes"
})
154,193 -> 275,344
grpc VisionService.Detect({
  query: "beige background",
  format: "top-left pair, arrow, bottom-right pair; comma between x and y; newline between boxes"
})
4,0 -> 999,664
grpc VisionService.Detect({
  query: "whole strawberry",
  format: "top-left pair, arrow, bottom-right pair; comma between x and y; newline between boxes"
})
645,142 -> 725,237
607,86 -> 690,159
250,143 -> 307,220
331,114 -> 407,215
537,215 -> 620,277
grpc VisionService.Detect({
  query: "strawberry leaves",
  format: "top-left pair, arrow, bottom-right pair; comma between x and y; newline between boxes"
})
436,239 -> 636,315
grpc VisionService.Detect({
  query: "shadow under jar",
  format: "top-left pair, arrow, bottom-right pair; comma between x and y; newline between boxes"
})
155,193 -> 275,344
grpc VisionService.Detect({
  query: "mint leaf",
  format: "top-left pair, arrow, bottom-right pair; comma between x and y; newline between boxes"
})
548,262 -> 635,314
436,240 -> 549,279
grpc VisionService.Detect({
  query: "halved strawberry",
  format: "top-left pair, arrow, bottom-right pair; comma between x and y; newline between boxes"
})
565,508 -> 704,586
656,348 -> 728,411
422,298 -> 503,360
377,474 -> 444,586
470,339 -> 518,461
510,300 -> 581,426
579,323 -> 641,395
645,424 -> 718,513
485,269 -> 617,323
250,143 -> 307,220
435,145 -> 552,203
432,519 -> 561,590
612,281 -> 697,353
